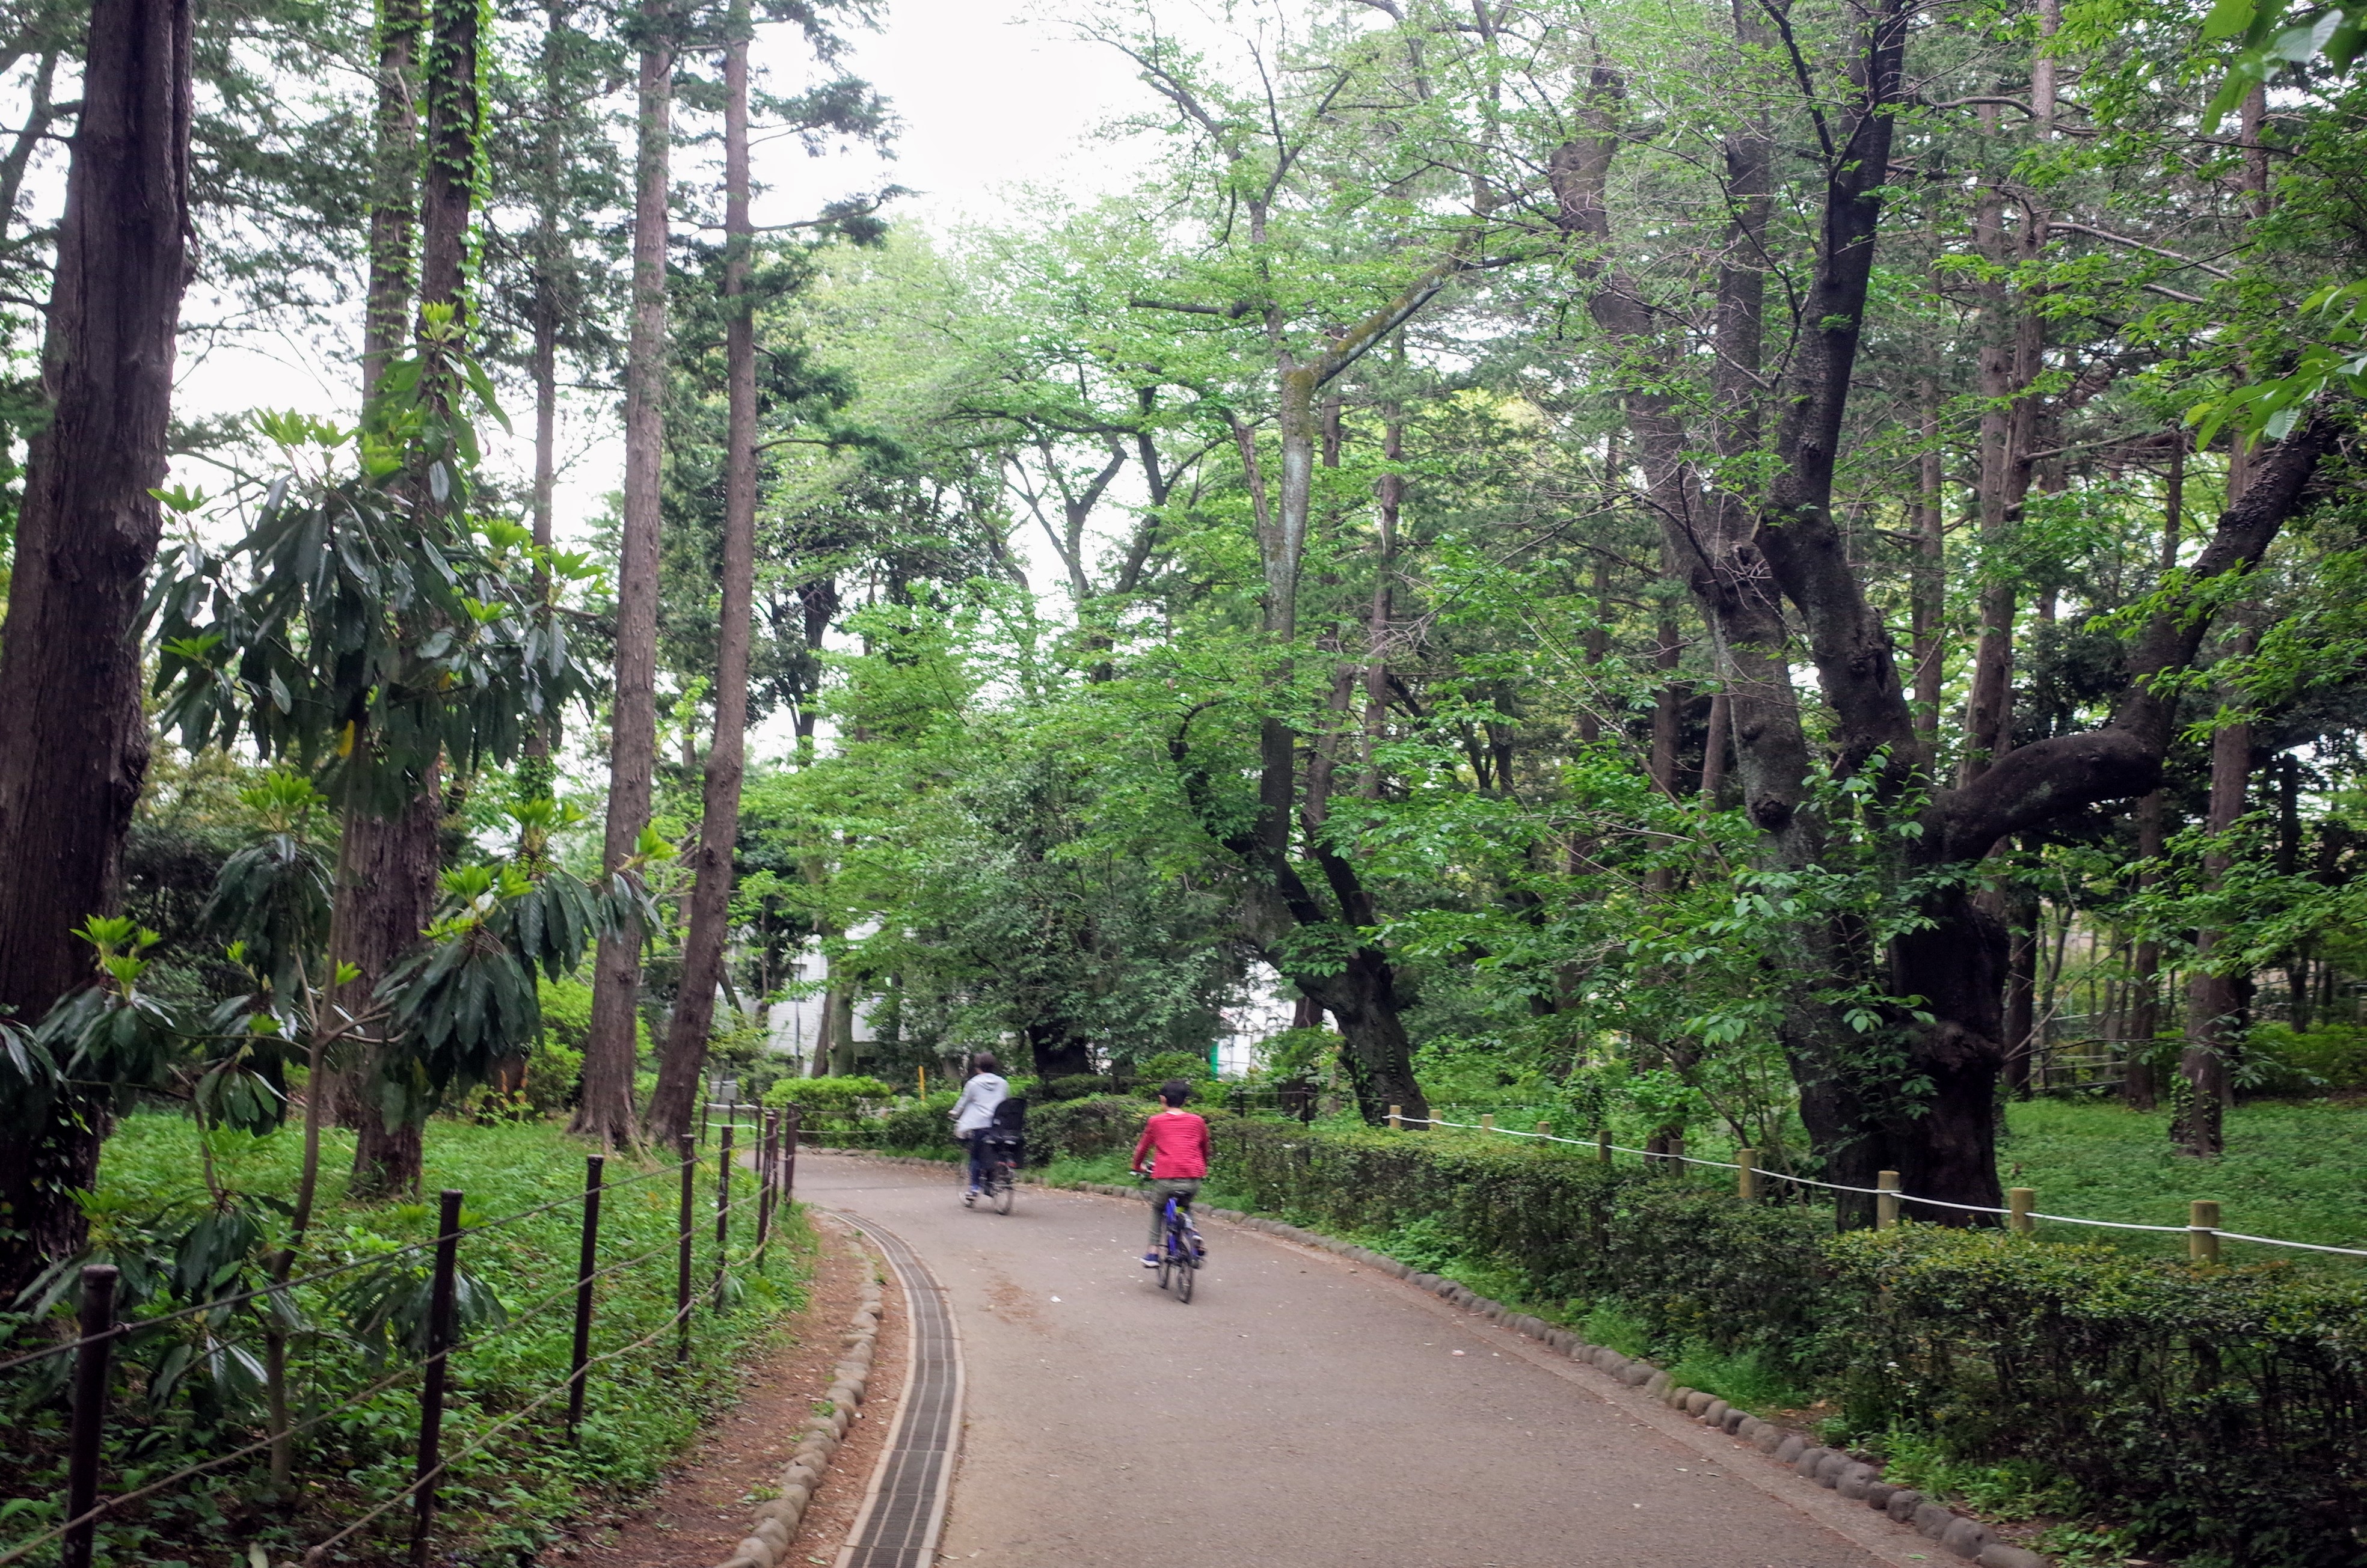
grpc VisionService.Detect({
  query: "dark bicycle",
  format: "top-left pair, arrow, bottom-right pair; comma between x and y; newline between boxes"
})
1150,1189 -> 1204,1302
965,1097 -> 1025,1216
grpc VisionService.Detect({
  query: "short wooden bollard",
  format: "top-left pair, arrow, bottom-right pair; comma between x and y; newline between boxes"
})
566,1155 -> 603,1443
714,1124 -> 734,1314
2190,1199 -> 2222,1263
1876,1170 -> 1901,1230
412,1189 -> 465,1568
1481,1112 -> 1495,1134
1387,1104 -> 1402,1130
1534,1120 -> 1552,1139
1736,1147 -> 1758,1201
2008,1186 -> 2035,1236
62,1264 -> 120,1568
675,1135 -> 696,1363
1596,1129 -> 1610,1166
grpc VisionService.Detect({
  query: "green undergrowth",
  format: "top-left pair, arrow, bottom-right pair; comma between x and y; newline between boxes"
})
2,1115 -> 814,1567
1998,1098 -> 2367,1259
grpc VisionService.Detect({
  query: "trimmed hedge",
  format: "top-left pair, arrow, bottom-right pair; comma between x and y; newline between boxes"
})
1211,1117 -> 2365,1568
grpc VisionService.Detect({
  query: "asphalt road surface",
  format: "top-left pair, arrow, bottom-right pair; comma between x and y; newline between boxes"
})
802,1152 -> 1926,1568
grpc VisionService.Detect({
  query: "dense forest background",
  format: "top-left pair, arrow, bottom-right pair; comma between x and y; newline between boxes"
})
1,0 -> 2364,1285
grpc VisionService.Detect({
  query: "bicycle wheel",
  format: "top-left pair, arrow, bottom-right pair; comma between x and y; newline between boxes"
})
1175,1242 -> 1195,1303
993,1162 -> 1015,1214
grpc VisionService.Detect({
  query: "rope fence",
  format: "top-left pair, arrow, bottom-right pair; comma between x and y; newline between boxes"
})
0,1105 -> 811,1568
1387,1109 -> 2367,1261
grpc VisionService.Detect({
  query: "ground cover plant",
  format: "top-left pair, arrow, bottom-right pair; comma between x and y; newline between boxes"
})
0,1114 -> 807,1567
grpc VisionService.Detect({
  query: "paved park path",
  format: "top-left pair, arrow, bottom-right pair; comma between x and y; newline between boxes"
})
801,1152 -> 1933,1568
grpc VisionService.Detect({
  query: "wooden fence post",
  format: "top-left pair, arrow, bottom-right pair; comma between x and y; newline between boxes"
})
1736,1148 -> 1757,1201
411,1189 -> 464,1568
61,1264 -> 118,1568
1596,1129 -> 1610,1166
2190,1199 -> 2221,1263
1876,1171 -> 1901,1230
1534,1120 -> 1551,1139
566,1155 -> 603,1443
2008,1186 -> 2034,1236
1387,1104 -> 1401,1130
1481,1112 -> 1495,1134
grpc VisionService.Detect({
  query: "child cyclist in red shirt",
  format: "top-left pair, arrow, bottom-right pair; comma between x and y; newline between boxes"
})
1132,1079 -> 1212,1267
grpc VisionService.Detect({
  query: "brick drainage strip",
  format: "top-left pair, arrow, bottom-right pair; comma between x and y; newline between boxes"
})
808,1148 -> 2051,1568
708,1222 -> 886,1568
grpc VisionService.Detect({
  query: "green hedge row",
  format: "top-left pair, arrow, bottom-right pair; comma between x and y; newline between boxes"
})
1209,1117 -> 2364,1568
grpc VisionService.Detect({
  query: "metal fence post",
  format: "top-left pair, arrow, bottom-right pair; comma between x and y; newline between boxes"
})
755,1111 -> 776,1267
714,1122 -> 734,1313
566,1154 -> 603,1442
1876,1171 -> 1902,1230
61,1263 -> 119,1568
676,1135 -> 695,1363
411,1189 -> 464,1568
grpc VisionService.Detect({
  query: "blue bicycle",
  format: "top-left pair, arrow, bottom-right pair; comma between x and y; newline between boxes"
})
1151,1190 -> 1204,1302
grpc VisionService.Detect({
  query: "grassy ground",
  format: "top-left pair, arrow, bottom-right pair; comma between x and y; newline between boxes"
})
2,1113 -> 811,1567
1997,1097 -> 2367,1260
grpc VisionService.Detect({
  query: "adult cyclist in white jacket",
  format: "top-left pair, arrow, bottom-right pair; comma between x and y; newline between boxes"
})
948,1052 -> 1008,1199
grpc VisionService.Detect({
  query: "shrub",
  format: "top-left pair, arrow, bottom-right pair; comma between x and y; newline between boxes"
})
763,1074 -> 895,1129
1831,1228 -> 2365,1567
1028,1094 -> 1150,1162
2250,1022 -> 2367,1094
1042,1073 -> 1117,1101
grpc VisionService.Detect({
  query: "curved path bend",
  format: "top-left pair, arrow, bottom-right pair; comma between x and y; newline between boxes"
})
804,1152 -> 1926,1568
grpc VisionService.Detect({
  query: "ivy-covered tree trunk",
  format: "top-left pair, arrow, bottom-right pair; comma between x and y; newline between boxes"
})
649,1 -> 755,1147
342,0 -> 476,1196
0,0 -> 192,1295
577,0 -> 674,1147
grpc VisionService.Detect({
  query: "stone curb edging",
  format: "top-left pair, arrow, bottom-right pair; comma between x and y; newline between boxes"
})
708,1221 -> 886,1568
806,1148 -> 2052,1568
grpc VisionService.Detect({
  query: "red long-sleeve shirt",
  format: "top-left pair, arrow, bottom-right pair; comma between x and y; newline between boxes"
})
1132,1109 -> 1212,1179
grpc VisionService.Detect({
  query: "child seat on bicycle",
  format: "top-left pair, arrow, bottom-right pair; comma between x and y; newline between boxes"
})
983,1095 -> 1027,1166
1131,1079 -> 1211,1266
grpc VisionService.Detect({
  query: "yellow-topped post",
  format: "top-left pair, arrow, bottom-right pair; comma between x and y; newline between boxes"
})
2190,1199 -> 2221,1263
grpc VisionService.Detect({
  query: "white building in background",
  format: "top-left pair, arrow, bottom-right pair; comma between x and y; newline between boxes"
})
1217,962 -> 1297,1077
764,929 -> 877,1074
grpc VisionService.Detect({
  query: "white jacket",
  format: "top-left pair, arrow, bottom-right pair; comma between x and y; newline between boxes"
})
950,1072 -> 1008,1135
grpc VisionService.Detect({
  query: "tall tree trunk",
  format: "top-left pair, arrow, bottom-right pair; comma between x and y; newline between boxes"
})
344,0 -> 476,1195
2123,789 -> 2166,1109
1910,372 -> 1945,770
648,2 -> 755,1147
2174,630 -> 2255,1157
325,0 -> 424,1144
2122,439 -> 2182,1110
0,0 -> 192,1297
361,0 -> 421,405
2003,890 -> 2039,1097
523,0 -> 566,776
1357,404 -> 1399,794
577,4 -> 674,1147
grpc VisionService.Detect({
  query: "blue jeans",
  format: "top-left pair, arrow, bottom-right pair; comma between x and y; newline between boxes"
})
964,1133 -> 992,1188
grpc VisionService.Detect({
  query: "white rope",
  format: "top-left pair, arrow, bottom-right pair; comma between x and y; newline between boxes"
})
1404,1116 -> 2367,1257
